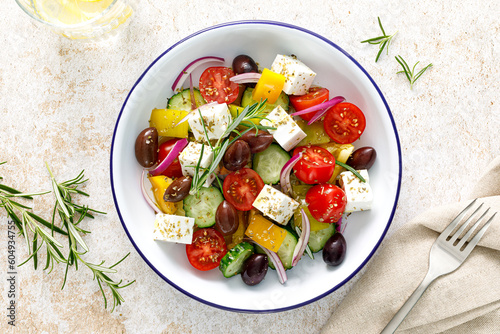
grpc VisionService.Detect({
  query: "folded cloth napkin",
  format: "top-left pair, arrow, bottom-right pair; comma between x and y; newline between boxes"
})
321,157 -> 500,334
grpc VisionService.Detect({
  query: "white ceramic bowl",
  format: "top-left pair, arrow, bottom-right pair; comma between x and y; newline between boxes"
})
111,20 -> 401,313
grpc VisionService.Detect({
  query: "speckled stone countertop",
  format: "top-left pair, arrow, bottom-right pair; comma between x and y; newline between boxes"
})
1,0 -> 498,333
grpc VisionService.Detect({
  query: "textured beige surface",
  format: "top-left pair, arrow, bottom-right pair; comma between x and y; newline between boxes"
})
1,0 -> 498,333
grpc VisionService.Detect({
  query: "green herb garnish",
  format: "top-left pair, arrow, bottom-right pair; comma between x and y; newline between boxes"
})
189,101 -> 274,195
395,55 -> 433,89
0,161 -> 134,312
361,17 -> 398,62
335,161 -> 366,183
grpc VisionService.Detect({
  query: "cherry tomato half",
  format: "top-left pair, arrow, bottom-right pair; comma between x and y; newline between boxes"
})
289,87 -> 330,121
306,184 -> 346,224
157,139 -> 183,178
223,168 -> 264,211
292,146 -> 335,184
186,228 -> 227,271
323,102 -> 366,144
199,67 -> 239,104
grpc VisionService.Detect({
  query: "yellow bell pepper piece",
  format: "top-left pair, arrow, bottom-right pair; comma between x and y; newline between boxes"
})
149,108 -> 189,138
245,213 -> 287,252
227,211 -> 247,250
296,119 -> 331,146
292,185 -> 330,231
319,142 -> 355,182
252,69 -> 285,104
148,175 -> 177,214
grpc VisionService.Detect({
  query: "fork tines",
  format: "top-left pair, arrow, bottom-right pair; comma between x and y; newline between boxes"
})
440,199 -> 497,252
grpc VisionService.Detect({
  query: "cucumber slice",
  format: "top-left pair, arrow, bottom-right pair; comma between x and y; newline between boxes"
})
253,229 -> 297,270
183,187 -> 223,228
241,87 -> 289,115
167,88 -> 206,112
276,231 -> 297,269
308,223 -> 336,253
253,144 -> 290,184
219,242 -> 254,278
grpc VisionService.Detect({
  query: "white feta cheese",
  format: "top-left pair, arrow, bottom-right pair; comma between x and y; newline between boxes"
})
252,185 -> 300,225
153,213 -> 195,244
260,105 -> 306,151
270,54 -> 316,95
339,169 -> 373,212
188,103 -> 232,143
178,142 -> 218,187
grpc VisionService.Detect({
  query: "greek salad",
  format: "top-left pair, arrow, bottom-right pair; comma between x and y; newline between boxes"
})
134,53 -> 376,286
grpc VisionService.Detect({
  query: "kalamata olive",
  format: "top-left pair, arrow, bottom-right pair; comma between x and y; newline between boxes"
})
215,200 -> 239,235
240,129 -> 274,153
232,55 -> 259,74
164,176 -> 192,202
223,140 -> 251,171
347,146 -> 377,170
135,127 -> 158,168
241,254 -> 268,286
322,233 -> 347,266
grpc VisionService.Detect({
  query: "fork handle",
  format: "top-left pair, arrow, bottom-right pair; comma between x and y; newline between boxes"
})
381,271 -> 438,334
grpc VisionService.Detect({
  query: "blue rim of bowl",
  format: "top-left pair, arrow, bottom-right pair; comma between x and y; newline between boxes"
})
110,20 -> 402,314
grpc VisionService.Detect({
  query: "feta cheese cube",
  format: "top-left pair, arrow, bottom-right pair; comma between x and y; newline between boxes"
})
188,103 -> 232,143
270,54 -> 316,95
260,105 -> 307,151
339,170 -> 373,212
252,185 -> 300,225
153,213 -> 195,244
178,142 -> 218,187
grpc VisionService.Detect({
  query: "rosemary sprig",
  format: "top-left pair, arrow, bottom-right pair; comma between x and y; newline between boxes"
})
0,167 -> 66,271
0,161 -> 134,311
395,55 -> 433,90
336,161 -> 366,183
361,17 -> 398,62
189,101 -> 272,195
46,163 -> 134,312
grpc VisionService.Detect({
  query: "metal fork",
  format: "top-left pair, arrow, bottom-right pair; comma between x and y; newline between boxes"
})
381,199 -> 497,334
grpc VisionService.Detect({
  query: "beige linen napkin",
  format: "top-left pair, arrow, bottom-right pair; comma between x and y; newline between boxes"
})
322,157 -> 500,334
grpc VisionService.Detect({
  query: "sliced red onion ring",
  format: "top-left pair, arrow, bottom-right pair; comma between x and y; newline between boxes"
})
244,238 -> 287,284
338,217 -> 347,234
292,209 -> 311,266
279,152 -> 303,196
189,74 -> 197,110
307,96 -> 345,125
149,138 -> 188,176
171,56 -> 225,92
141,170 -> 160,214
291,96 -> 345,117
229,72 -> 261,84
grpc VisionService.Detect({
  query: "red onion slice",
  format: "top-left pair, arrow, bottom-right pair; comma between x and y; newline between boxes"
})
229,72 -> 261,84
171,56 -> 225,92
149,138 -> 188,176
279,152 -> 303,196
141,170 -> 160,214
291,96 -> 345,117
244,238 -> 288,284
292,208 -> 311,266
307,96 -> 345,125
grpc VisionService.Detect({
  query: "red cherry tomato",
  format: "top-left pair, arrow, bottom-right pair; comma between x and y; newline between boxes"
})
306,184 -> 346,224
199,67 -> 239,104
222,168 -> 264,211
292,146 -> 335,184
157,139 -> 183,178
289,87 -> 330,121
323,102 -> 366,144
186,228 -> 227,271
